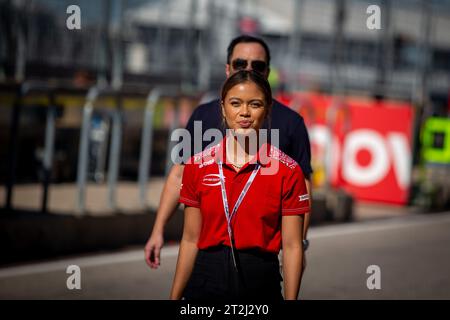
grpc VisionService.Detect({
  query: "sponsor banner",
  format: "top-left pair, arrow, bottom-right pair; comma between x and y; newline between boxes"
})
279,92 -> 415,205
422,117 -> 450,165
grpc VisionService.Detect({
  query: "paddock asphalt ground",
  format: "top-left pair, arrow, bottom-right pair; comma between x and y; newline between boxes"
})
1,210 -> 449,300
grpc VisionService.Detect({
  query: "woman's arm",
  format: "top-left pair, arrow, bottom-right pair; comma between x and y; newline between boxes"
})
281,215 -> 304,300
170,206 -> 202,300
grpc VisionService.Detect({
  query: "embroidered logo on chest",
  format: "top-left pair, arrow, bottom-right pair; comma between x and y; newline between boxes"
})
202,174 -> 223,187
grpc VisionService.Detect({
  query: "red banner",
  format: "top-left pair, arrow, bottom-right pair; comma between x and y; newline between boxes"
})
279,92 -> 415,205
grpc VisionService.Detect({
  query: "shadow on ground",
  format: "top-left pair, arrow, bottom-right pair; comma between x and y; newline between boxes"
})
0,207 -> 184,266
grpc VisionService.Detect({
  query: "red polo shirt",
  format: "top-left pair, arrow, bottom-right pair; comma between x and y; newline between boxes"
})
179,138 -> 310,254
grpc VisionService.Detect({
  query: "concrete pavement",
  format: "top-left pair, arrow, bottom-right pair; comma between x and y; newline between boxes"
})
1,211 -> 449,299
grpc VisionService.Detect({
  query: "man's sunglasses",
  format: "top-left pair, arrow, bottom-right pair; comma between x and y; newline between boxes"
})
231,59 -> 268,74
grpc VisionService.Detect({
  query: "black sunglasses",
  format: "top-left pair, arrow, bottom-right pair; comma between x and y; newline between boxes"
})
231,59 -> 268,74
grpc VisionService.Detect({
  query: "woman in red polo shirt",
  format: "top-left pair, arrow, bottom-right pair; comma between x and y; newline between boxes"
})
170,70 -> 310,301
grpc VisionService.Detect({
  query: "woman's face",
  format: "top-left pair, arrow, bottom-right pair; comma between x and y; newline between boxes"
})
221,81 -> 267,135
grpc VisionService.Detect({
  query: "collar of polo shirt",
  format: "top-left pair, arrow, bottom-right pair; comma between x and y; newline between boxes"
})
212,136 -> 271,168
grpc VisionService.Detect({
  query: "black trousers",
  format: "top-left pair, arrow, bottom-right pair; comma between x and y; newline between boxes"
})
183,245 -> 283,302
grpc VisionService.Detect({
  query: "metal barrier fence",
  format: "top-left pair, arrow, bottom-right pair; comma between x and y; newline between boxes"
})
1,81 -> 199,215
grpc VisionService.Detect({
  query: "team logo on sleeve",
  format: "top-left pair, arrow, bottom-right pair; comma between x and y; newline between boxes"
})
202,174 -> 223,187
299,194 -> 309,202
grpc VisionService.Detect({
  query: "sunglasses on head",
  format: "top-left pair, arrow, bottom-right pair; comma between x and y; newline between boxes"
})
231,59 -> 268,74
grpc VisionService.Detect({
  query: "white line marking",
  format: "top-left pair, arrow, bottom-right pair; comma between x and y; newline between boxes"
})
1,212 -> 449,279
308,211 -> 450,239
0,246 -> 179,279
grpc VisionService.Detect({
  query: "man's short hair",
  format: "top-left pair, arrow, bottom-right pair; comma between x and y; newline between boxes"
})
227,35 -> 271,66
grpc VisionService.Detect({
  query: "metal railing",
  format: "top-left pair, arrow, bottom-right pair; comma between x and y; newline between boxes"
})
2,81 -> 197,215
3,81 -> 88,213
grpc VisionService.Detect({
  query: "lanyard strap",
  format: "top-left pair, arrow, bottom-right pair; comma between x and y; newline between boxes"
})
218,162 -> 260,268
